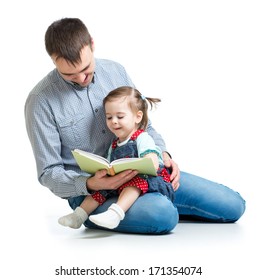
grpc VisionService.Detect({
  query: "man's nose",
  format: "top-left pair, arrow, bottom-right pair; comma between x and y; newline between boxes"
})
75,72 -> 87,83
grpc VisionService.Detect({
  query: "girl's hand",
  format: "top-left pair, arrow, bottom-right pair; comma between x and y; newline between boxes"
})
144,152 -> 159,170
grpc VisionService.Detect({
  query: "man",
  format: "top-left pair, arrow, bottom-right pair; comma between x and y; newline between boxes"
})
25,18 -> 245,234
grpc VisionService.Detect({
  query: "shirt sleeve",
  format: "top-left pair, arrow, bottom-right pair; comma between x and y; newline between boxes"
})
25,93 -> 89,198
146,119 -> 167,152
136,132 -> 163,163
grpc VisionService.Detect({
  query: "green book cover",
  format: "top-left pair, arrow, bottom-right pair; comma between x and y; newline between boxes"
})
72,149 -> 157,176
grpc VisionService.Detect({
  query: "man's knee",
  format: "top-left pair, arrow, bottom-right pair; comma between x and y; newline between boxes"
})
134,193 -> 179,233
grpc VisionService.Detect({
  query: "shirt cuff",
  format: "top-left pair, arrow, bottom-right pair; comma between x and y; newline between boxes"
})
74,175 -> 89,196
163,151 -> 172,159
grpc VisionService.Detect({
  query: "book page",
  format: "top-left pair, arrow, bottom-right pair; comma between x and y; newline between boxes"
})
112,157 -> 157,176
74,149 -> 110,165
111,157 -> 142,164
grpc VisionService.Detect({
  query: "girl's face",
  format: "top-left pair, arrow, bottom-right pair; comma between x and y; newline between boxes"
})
105,97 -> 143,142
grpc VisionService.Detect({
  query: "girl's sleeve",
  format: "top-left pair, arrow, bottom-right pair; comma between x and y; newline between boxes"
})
136,132 -> 163,161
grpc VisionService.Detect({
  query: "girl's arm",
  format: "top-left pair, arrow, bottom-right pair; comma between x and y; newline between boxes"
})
143,152 -> 159,170
136,132 -> 162,171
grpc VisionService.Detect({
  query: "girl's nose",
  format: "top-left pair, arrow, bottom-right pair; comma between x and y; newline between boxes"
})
112,117 -> 118,124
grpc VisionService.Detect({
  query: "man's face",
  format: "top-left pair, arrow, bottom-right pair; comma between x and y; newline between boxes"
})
52,45 -> 95,87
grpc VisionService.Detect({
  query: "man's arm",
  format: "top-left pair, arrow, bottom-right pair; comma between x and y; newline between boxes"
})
25,93 -> 88,198
146,119 -> 167,152
146,121 -> 180,190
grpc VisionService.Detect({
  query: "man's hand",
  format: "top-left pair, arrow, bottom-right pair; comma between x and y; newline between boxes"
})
87,169 -> 138,192
162,152 -> 180,191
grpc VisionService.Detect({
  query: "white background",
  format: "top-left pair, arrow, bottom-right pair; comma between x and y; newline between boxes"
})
1,0 -> 256,279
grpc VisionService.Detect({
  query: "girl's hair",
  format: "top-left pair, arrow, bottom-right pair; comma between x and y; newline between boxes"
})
45,18 -> 92,66
103,86 -> 161,130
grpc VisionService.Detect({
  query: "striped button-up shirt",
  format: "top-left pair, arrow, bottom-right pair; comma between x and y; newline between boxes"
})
25,58 -> 167,198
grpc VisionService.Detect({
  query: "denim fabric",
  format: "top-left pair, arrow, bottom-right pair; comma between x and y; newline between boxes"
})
110,139 -> 138,161
174,171 -> 246,222
68,171 -> 245,234
144,166 -> 174,202
111,139 -> 174,201
68,192 -> 178,234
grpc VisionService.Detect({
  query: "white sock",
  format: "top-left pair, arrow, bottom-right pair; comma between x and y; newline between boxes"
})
58,207 -> 88,229
89,203 -> 125,229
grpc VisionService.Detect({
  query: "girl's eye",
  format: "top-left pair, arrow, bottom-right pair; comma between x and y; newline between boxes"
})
106,117 -> 112,120
118,116 -> 124,119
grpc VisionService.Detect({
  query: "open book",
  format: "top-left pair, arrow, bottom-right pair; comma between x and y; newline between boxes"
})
72,149 -> 157,176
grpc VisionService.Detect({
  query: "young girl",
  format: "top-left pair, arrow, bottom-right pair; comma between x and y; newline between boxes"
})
58,86 -> 174,230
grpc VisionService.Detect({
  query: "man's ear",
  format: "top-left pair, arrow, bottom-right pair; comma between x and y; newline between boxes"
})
136,110 -> 143,124
50,55 -> 57,65
91,38 -> 95,52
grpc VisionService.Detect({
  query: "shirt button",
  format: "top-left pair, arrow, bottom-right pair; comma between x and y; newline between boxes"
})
102,129 -> 106,134
95,108 -> 98,113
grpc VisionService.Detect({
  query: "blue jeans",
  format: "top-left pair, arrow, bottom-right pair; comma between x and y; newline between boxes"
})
68,171 -> 245,234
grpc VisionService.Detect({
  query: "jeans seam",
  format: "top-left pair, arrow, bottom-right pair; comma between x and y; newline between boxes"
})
175,203 -> 222,220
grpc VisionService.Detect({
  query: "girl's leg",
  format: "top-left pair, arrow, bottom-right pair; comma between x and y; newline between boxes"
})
58,195 -> 99,229
69,192 -> 179,234
116,186 -> 141,211
89,187 -> 141,229
174,171 -> 246,222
